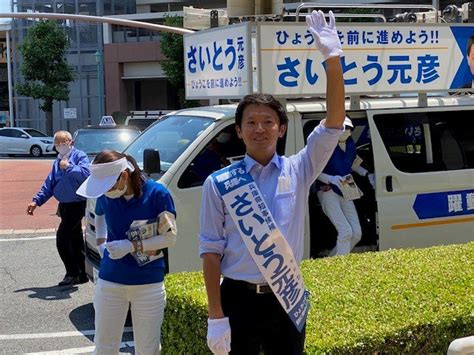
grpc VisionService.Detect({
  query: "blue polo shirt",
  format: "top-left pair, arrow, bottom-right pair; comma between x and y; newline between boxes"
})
95,179 -> 176,285
317,137 -> 356,196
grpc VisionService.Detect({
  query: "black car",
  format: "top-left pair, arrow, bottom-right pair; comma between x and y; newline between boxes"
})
73,124 -> 141,159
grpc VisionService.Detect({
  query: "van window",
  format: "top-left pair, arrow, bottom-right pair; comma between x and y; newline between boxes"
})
124,115 -> 214,172
374,110 -> 474,173
178,125 -> 246,188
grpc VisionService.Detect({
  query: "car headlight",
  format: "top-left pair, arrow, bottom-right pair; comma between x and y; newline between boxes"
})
40,140 -> 52,144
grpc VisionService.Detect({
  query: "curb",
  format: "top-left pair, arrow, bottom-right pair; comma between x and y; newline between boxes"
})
0,228 -> 56,236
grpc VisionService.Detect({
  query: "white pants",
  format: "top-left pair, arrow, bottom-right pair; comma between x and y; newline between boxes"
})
93,278 -> 166,355
317,189 -> 362,256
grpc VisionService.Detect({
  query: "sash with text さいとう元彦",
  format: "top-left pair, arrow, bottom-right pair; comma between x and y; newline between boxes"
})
211,160 -> 309,332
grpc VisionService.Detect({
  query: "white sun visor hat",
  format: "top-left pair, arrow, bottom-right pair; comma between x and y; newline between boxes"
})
76,157 -> 135,198
344,117 -> 354,128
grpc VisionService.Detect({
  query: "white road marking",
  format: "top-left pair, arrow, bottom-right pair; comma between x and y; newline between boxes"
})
0,236 -> 56,242
0,327 -> 133,340
25,341 -> 135,354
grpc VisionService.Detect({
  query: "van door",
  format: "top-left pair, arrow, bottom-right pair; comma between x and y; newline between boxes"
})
166,120 -> 247,273
368,107 -> 474,250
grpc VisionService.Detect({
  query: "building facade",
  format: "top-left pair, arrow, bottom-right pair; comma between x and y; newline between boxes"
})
9,0 -> 456,132
10,0 -> 136,133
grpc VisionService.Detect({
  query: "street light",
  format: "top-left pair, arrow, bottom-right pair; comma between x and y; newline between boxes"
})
94,50 -> 103,117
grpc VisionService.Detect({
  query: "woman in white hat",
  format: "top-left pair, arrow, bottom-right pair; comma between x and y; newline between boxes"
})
77,150 -> 176,354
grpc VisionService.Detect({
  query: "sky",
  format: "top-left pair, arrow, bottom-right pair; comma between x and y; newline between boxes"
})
0,1 -> 12,24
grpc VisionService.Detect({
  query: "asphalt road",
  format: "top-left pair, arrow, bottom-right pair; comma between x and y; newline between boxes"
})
0,233 -> 134,354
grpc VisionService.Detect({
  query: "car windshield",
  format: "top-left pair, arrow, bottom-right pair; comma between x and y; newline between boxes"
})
125,115 -> 214,171
74,129 -> 140,155
127,118 -> 158,130
24,129 -> 47,137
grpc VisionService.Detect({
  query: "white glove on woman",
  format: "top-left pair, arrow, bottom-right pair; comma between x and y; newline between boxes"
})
106,239 -> 134,260
306,10 -> 343,61
98,243 -> 106,258
329,175 -> 345,189
207,317 -> 231,354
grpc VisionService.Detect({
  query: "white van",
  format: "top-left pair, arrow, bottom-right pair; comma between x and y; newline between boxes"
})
83,94 -> 474,277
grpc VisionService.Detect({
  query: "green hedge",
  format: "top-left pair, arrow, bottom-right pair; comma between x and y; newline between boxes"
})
162,243 -> 474,354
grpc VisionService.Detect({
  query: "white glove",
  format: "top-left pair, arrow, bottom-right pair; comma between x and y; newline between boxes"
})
106,240 -> 134,260
368,173 -> 376,189
306,10 -> 343,61
98,243 -> 106,258
207,317 -> 231,355
329,175 -> 345,189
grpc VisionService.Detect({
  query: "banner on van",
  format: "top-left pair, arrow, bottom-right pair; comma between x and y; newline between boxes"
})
413,189 -> 474,219
258,23 -> 474,96
184,22 -> 253,99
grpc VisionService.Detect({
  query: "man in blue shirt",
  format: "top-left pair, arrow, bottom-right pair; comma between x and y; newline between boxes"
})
199,11 -> 346,354
27,130 -> 90,286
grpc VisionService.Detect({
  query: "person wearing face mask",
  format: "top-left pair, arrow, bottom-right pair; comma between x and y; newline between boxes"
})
316,118 -> 375,256
76,150 -> 177,355
27,130 -> 90,286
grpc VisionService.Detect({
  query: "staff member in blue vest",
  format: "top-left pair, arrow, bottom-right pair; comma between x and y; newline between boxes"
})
76,150 -> 177,355
316,118 -> 375,256
199,11 -> 346,355
27,130 -> 90,286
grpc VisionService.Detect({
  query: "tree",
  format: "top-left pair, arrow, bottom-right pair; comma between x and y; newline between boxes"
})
160,16 -> 198,108
16,20 -> 74,135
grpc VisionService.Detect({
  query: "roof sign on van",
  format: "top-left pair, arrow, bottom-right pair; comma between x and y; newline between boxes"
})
185,22 -> 474,98
413,189 -> 474,219
259,23 -> 474,96
184,22 -> 253,99
99,116 -> 116,127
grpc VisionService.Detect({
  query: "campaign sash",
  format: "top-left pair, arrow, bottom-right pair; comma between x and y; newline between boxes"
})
211,160 -> 309,332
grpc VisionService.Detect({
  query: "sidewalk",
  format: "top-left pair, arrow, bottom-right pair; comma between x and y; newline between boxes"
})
0,159 -> 60,233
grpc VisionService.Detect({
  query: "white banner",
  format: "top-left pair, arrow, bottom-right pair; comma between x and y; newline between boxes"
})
184,22 -> 253,99
258,23 -> 474,96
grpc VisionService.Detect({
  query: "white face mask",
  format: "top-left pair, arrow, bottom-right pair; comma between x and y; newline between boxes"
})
339,129 -> 351,142
105,184 -> 127,199
56,144 -> 72,156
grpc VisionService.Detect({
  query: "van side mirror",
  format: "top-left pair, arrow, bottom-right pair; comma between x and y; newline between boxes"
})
143,149 -> 161,175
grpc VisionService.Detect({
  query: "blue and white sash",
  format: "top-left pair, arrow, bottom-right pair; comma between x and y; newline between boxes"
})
211,160 -> 310,332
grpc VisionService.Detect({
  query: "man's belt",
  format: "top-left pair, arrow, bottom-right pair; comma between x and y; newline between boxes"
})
224,278 -> 273,294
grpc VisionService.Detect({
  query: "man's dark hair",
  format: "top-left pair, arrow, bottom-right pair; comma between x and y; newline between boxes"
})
467,36 -> 474,56
235,94 -> 288,127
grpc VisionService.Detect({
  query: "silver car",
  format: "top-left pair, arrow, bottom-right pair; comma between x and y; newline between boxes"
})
0,127 -> 55,157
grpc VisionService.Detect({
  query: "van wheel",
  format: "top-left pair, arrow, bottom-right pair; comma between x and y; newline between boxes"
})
30,145 -> 42,157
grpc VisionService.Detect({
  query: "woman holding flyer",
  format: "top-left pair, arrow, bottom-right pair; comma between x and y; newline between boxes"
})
76,150 -> 176,355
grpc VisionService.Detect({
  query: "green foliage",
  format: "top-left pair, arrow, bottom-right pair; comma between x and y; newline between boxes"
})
16,20 -> 74,134
160,16 -> 199,108
162,243 -> 474,354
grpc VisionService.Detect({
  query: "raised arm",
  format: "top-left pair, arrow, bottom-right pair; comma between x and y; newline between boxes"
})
306,10 -> 345,129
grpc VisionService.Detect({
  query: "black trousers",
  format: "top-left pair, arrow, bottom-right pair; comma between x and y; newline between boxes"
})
57,201 -> 86,277
221,278 -> 306,355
